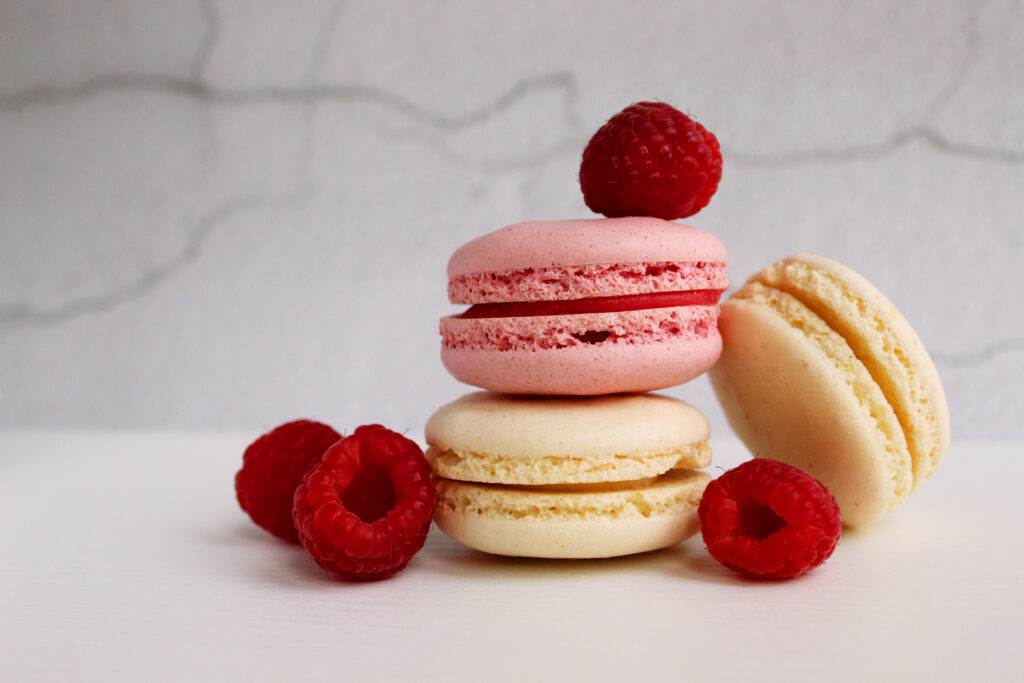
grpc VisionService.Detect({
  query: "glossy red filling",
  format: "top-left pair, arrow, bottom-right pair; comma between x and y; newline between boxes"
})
456,289 -> 724,319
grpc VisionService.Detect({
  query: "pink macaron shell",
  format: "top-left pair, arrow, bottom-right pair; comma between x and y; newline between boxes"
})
446,217 -> 727,279
442,328 -> 722,395
448,261 -> 728,304
441,306 -> 718,353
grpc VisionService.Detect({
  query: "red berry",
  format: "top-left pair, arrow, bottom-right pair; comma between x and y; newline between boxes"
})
580,102 -> 722,220
235,420 -> 341,542
292,425 -> 436,581
698,459 -> 841,580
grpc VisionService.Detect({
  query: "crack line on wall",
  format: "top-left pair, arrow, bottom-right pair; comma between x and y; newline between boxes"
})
1,0 -> 1016,174
2,72 -> 1019,167
1,0 -> 1021,340
0,195 -> 299,333
0,72 -> 582,135
296,0 -> 348,190
190,0 -> 221,81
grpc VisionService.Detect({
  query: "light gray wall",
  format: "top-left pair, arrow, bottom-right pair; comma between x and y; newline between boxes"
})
1,0 -> 1021,438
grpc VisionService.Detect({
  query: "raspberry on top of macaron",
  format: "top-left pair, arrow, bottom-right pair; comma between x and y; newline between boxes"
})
580,101 -> 722,220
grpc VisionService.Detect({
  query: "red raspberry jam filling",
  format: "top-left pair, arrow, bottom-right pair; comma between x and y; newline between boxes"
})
457,289 -> 724,319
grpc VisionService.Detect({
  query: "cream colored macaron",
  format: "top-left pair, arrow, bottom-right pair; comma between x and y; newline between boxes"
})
425,392 -> 712,558
709,253 -> 949,527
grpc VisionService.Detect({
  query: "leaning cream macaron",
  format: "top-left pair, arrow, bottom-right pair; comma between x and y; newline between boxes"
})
709,253 -> 949,527
425,392 -> 712,558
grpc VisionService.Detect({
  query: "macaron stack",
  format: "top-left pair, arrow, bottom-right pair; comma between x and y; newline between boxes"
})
427,145 -> 729,557
428,100 -> 950,564
426,393 -> 713,558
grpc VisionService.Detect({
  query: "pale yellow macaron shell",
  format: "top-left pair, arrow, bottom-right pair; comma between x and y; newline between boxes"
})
425,392 -> 711,485
434,470 -> 710,559
752,253 -> 949,487
710,253 -> 949,527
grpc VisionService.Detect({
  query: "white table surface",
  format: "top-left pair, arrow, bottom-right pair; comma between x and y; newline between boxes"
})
1,433 -> 1021,682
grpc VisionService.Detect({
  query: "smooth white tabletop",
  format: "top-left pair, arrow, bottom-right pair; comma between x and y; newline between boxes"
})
2,433 -> 1021,682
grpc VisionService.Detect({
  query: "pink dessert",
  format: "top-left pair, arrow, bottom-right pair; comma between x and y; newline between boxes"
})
441,217 -> 728,395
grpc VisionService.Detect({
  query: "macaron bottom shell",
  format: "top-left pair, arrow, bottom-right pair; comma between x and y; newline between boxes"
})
433,470 -> 710,559
441,327 -> 721,395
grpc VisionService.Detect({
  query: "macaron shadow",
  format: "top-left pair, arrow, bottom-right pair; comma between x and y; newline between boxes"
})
426,535 -> 744,584
674,550 -> 765,585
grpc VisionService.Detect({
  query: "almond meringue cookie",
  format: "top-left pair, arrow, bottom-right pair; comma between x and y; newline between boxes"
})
710,253 -> 949,527
425,392 -> 712,558
440,217 -> 728,395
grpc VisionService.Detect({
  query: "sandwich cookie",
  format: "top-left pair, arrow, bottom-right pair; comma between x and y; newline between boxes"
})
709,253 -> 949,527
425,392 -> 712,558
441,217 -> 728,395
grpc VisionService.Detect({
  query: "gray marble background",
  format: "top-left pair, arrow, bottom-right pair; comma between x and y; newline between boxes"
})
1,0 -> 1021,439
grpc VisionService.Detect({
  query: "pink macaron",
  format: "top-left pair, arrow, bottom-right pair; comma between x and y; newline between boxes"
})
440,217 -> 728,395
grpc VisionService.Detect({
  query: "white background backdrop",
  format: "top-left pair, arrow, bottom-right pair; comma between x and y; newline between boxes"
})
1,0 -> 1021,439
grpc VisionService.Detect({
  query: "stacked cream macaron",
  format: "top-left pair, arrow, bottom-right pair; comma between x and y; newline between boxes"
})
428,218 -> 727,558
426,393 -> 713,558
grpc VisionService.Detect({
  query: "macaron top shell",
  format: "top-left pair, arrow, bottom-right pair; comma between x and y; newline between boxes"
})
426,391 -> 710,460
446,217 -> 727,279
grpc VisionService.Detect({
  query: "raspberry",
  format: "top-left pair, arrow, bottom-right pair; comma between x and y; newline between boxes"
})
235,420 -> 341,542
698,459 -> 841,580
580,102 -> 722,220
292,425 -> 436,581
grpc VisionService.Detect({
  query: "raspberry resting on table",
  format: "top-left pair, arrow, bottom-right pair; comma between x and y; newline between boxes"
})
580,101 -> 722,220
698,458 -> 841,580
235,419 -> 342,543
292,424 -> 436,581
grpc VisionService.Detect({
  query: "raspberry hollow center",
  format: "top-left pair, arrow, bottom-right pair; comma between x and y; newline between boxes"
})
736,501 -> 787,540
341,463 -> 397,523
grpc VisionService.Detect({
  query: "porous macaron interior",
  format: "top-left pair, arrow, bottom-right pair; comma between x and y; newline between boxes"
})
750,253 -> 949,488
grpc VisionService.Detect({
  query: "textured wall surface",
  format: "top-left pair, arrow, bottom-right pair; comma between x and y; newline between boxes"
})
1,0 -> 1021,438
